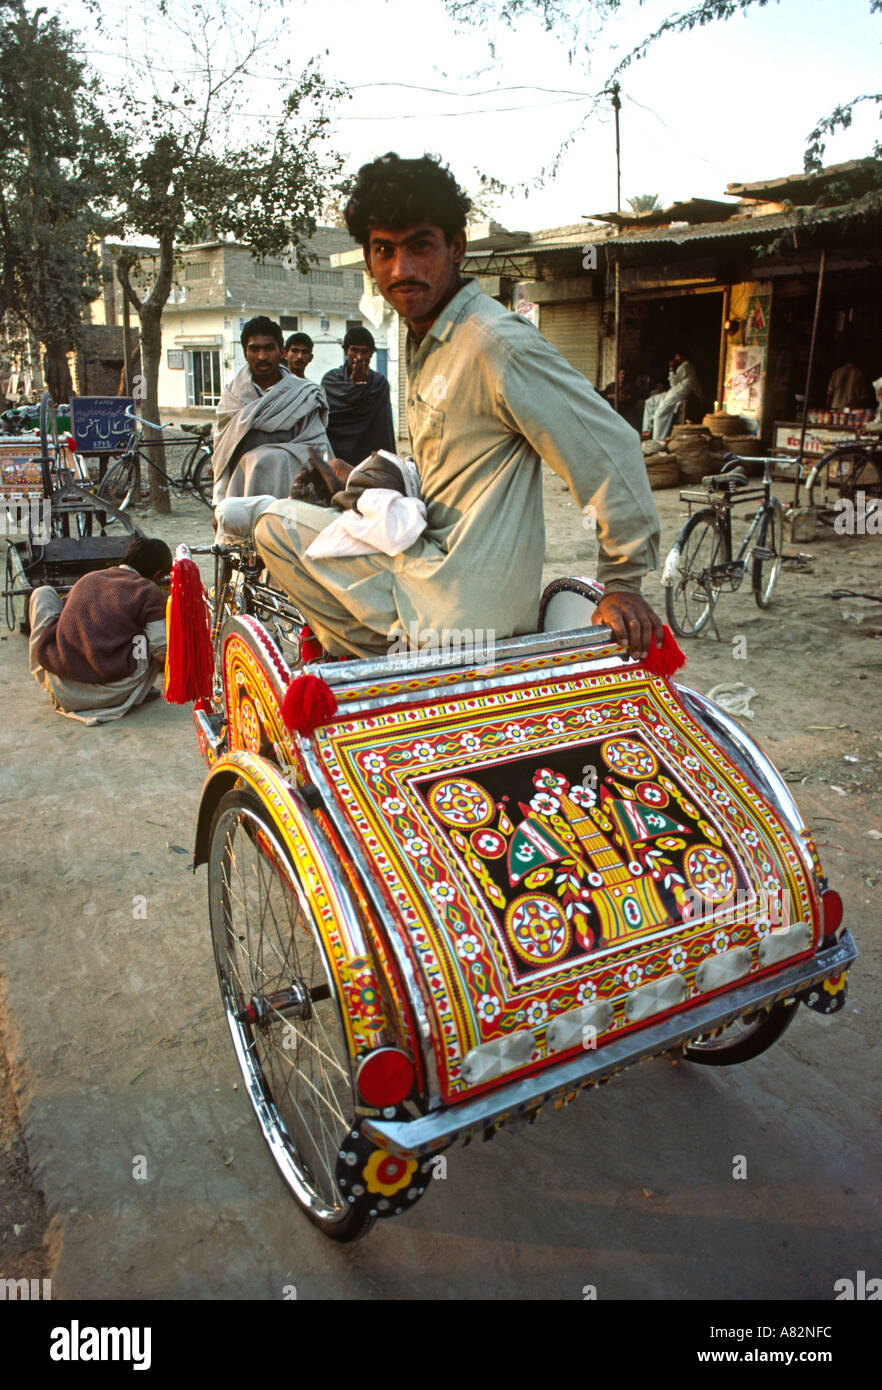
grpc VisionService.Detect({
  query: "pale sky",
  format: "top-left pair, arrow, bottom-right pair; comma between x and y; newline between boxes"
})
60,0 -> 882,231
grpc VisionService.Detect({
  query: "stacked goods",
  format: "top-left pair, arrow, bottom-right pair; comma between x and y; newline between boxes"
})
702,411 -> 744,438
724,433 -> 763,476
672,426 -> 725,483
645,453 -> 679,489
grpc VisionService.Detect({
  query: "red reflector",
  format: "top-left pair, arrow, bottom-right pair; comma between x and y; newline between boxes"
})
356,1048 -> 415,1107
822,889 -> 843,935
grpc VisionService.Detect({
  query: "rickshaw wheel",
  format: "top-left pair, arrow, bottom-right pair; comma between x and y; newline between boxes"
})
208,788 -> 373,1241
683,999 -> 798,1066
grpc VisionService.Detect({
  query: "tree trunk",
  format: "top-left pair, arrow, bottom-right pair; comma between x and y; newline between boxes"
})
43,342 -> 73,403
139,303 -> 171,514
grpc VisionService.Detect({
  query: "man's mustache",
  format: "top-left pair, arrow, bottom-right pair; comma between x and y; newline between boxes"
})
389,280 -> 429,291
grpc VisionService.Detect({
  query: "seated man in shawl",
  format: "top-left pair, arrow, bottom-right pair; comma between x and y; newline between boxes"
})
284,331 -> 314,379
28,537 -> 172,725
254,153 -> 662,662
321,326 -> 396,465
212,316 -> 331,504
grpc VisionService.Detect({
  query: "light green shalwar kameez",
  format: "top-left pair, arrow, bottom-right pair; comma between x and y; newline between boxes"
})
254,280 -> 660,658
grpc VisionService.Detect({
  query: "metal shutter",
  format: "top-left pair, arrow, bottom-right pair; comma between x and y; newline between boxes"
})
539,301 -> 601,385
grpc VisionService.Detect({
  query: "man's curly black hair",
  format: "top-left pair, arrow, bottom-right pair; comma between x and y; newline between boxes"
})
344,153 -> 472,247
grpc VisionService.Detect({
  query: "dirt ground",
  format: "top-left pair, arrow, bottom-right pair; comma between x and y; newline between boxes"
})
0,465 -> 880,1301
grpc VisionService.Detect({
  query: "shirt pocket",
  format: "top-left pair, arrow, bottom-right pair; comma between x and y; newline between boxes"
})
408,396 -> 445,477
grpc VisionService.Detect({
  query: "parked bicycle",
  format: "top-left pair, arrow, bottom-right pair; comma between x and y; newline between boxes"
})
189,540 -> 306,688
663,455 -> 785,637
94,411 -> 213,510
803,437 -> 882,526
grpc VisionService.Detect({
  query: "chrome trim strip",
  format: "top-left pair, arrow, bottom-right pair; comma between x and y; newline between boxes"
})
676,685 -> 817,883
363,931 -> 857,1158
333,653 -> 630,718
297,741 -> 444,1108
317,625 -> 618,689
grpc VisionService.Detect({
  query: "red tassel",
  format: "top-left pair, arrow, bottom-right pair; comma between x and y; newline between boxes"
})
643,625 -> 686,678
164,557 -> 214,704
281,671 -> 337,737
298,624 -> 324,664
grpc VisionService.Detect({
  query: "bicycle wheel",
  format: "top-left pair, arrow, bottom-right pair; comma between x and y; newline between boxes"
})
4,544 -> 30,633
683,1000 -> 798,1066
664,509 -> 724,637
207,788 -> 372,1242
752,497 -> 784,609
38,391 -> 58,466
4,546 -> 18,631
96,453 -> 137,510
807,447 -> 882,524
192,450 -> 214,506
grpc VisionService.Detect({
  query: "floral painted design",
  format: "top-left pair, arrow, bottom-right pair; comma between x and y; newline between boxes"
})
530,791 -> 560,815
363,1150 -> 418,1197
668,945 -> 688,971
525,999 -> 549,1027
476,993 -> 501,1022
533,767 -> 569,794
454,933 -> 482,961
568,782 -> 597,808
430,880 -> 456,904
623,963 -> 643,989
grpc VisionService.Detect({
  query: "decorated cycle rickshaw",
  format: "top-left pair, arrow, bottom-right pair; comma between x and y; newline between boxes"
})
168,544 -> 856,1242
2,393 -> 140,633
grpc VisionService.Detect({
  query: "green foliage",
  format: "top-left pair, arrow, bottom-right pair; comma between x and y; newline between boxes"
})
442,0 -> 882,193
627,193 -> 661,213
0,1 -> 104,392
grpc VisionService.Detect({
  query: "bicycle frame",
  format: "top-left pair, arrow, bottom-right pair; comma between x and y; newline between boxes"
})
678,460 -> 776,588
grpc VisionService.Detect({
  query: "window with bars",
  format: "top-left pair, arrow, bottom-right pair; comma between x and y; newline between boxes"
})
305,269 -> 343,286
185,349 -> 222,406
184,261 -> 211,281
255,263 -> 287,282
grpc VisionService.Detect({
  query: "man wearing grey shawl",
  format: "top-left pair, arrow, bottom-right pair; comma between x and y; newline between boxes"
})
212,316 -> 331,504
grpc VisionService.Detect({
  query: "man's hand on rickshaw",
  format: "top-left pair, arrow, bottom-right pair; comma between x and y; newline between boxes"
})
592,591 -> 664,662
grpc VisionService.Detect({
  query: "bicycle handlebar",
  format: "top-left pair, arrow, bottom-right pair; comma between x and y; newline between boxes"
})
123,407 -> 175,431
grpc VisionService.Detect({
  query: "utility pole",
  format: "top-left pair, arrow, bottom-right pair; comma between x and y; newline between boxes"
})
606,81 -> 623,410
610,81 -> 622,214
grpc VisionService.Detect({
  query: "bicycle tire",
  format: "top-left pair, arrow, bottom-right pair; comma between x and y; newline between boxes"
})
208,788 -> 372,1242
683,999 -> 798,1066
752,497 -> 784,609
192,450 -> 214,506
807,445 -> 882,525
664,509 -> 724,638
96,453 -> 137,511
38,391 -> 58,463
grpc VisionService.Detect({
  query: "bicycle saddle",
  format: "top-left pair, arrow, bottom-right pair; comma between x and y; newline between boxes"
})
702,470 -> 750,490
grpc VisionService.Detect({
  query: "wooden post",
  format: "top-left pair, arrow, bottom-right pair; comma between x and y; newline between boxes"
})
796,248 -> 826,504
122,292 -> 132,399
613,259 -> 621,412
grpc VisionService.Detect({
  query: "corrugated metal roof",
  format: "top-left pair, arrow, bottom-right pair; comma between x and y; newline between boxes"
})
604,205 -> 855,248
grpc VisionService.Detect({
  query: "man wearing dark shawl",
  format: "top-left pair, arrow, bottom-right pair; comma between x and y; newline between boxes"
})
320,325 -> 395,465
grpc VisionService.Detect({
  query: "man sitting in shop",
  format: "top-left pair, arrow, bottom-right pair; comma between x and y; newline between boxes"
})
284,331 -> 315,379
28,537 -> 173,724
212,316 -> 330,504
641,351 -> 703,441
253,152 -> 663,662
321,325 -> 396,465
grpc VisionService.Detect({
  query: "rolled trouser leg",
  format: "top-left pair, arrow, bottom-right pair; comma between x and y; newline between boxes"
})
254,511 -> 394,660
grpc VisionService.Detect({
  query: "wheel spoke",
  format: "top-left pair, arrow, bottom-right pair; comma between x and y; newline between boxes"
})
209,796 -> 358,1228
